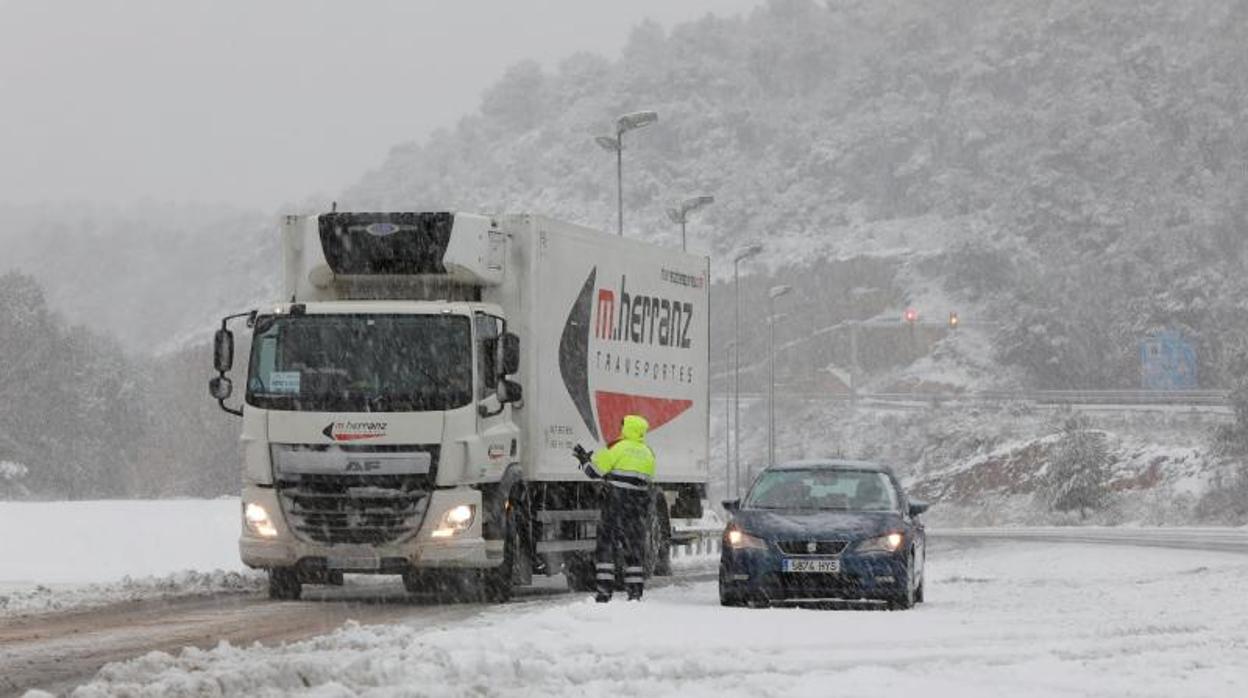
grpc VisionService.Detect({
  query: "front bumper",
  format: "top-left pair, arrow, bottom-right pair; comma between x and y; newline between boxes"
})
239,486 -> 502,572
719,545 -> 908,602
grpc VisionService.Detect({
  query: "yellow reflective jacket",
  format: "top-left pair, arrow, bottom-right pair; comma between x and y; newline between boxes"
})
588,414 -> 656,482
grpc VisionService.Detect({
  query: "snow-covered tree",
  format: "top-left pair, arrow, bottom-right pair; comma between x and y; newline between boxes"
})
1043,414 -> 1112,519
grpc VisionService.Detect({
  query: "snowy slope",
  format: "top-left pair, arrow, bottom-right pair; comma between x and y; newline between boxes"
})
64,541 -> 1248,697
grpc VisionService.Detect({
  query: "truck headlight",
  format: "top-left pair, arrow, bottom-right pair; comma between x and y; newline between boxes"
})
244,502 -> 278,538
857,532 -> 904,553
725,526 -> 768,550
432,504 -> 476,538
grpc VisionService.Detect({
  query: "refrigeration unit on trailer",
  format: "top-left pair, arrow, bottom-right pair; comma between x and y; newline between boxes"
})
209,211 -> 710,600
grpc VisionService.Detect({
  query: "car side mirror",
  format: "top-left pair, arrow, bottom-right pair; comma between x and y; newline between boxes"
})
908,500 -> 929,517
498,378 -> 522,405
213,328 -> 234,372
209,375 -> 233,401
499,332 -> 520,376
722,499 -> 740,513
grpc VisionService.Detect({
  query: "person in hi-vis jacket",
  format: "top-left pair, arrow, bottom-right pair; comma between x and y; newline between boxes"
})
572,414 -> 656,602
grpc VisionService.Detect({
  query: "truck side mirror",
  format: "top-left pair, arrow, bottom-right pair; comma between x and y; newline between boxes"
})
722,499 -> 740,513
499,333 -> 520,376
214,329 -> 235,373
908,500 -> 930,517
209,375 -> 233,401
498,378 -> 523,405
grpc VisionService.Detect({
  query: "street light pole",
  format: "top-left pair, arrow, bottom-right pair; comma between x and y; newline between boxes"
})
724,340 -> 735,501
767,285 -> 792,467
596,110 -> 658,237
666,195 -> 714,251
732,243 -> 763,497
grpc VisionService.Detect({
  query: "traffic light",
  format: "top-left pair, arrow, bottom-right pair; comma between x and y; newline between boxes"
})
904,308 -> 918,324
948,312 -> 959,330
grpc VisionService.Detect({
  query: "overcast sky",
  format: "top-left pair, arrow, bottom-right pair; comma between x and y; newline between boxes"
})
0,0 -> 762,209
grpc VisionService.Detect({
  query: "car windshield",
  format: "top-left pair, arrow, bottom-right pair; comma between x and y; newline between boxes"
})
745,468 -> 899,512
245,313 -> 472,412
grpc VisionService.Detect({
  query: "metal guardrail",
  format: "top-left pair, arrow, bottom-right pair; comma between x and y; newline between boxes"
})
721,390 -> 1231,407
671,514 -> 724,560
934,526 -> 1248,553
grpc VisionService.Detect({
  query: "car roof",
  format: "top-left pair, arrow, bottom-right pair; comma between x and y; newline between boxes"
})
765,459 -> 893,473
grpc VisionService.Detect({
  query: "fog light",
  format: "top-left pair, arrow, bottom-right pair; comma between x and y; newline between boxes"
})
244,502 -> 278,538
432,504 -> 476,538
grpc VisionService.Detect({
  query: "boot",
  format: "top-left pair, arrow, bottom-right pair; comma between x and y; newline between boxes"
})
626,584 -> 643,601
595,591 -> 612,603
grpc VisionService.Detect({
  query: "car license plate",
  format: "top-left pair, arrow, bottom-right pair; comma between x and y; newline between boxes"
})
783,558 -> 840,574
327,546 -> 380,570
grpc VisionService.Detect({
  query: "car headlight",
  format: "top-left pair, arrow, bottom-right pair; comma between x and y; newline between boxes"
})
857,532 -> 904,553
432,504 -> 476,538
724,526 -> 768,550
244,502 -> 278,538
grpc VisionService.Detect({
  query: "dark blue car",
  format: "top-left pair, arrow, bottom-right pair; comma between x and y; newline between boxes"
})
719,460 -> 928,609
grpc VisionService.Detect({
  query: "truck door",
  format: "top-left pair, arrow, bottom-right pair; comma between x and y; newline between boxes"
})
475,314 -> 520,469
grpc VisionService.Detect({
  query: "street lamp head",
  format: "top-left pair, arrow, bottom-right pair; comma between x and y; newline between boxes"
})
733,243 -> 763,262
617,110 -> 658,133
683,195 -> 715,213
769,284 -> 793,300
594,135 -> 620,152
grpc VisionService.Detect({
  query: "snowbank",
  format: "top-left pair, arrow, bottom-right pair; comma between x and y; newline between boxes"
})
0,498 -> 249,616
69,542 -> 1248,697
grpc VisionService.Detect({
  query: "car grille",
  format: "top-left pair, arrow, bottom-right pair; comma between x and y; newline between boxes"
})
777,540 -> 848,555
275,446 -> 437,545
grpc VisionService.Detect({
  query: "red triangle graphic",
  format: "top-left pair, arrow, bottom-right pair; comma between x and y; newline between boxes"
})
595,391 -> 693,443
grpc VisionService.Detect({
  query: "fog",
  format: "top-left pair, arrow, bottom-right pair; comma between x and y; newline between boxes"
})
0,0 -> 761,208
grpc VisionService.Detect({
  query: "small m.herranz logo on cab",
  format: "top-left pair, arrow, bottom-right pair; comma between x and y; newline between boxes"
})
322,421 -> 388,442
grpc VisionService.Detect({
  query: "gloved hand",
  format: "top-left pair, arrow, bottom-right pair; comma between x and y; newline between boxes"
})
572,444 -> 592,466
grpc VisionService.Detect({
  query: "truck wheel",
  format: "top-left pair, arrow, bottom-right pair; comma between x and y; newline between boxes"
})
482,496 -> 524,603
647,495 -> 673,577
564,552 -> 598,592
268,568 -> 302,601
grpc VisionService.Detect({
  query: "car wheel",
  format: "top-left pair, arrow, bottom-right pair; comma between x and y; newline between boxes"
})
915,571 -> 925,604
268,568 -> 302,601
719,582 -> 746,607
888,557 -> 916,610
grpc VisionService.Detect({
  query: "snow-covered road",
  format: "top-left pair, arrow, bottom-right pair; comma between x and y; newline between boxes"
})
55,540 -> 1248,698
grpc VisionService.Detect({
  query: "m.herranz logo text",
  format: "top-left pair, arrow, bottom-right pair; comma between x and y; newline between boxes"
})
594,275 -> 694,348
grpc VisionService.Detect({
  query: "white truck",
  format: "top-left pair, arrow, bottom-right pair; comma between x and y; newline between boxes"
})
209,212 -> 710,600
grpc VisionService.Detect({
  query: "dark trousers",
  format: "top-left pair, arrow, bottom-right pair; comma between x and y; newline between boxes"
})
594,485 -> 651,598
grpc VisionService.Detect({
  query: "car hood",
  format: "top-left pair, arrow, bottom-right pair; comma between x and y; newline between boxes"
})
732,509 -> 903,541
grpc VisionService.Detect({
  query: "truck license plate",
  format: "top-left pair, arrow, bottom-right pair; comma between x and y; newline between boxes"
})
782,558 -> 840,574
327,546 -> 380,570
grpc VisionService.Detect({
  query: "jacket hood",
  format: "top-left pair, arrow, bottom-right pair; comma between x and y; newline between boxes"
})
620,415 -> 649,442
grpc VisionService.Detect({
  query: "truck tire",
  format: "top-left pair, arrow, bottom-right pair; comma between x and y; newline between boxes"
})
268,568 -> 302,601
647,494 -> 673,577
564,552 -> 598,592
482,493 -> 526,603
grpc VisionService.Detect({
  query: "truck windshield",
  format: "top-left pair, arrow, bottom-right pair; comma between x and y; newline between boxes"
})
245,314 -> 472,412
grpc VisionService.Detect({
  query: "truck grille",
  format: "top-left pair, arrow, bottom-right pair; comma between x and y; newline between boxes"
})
777,540 -> 848,556
274,445 -> 437,545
